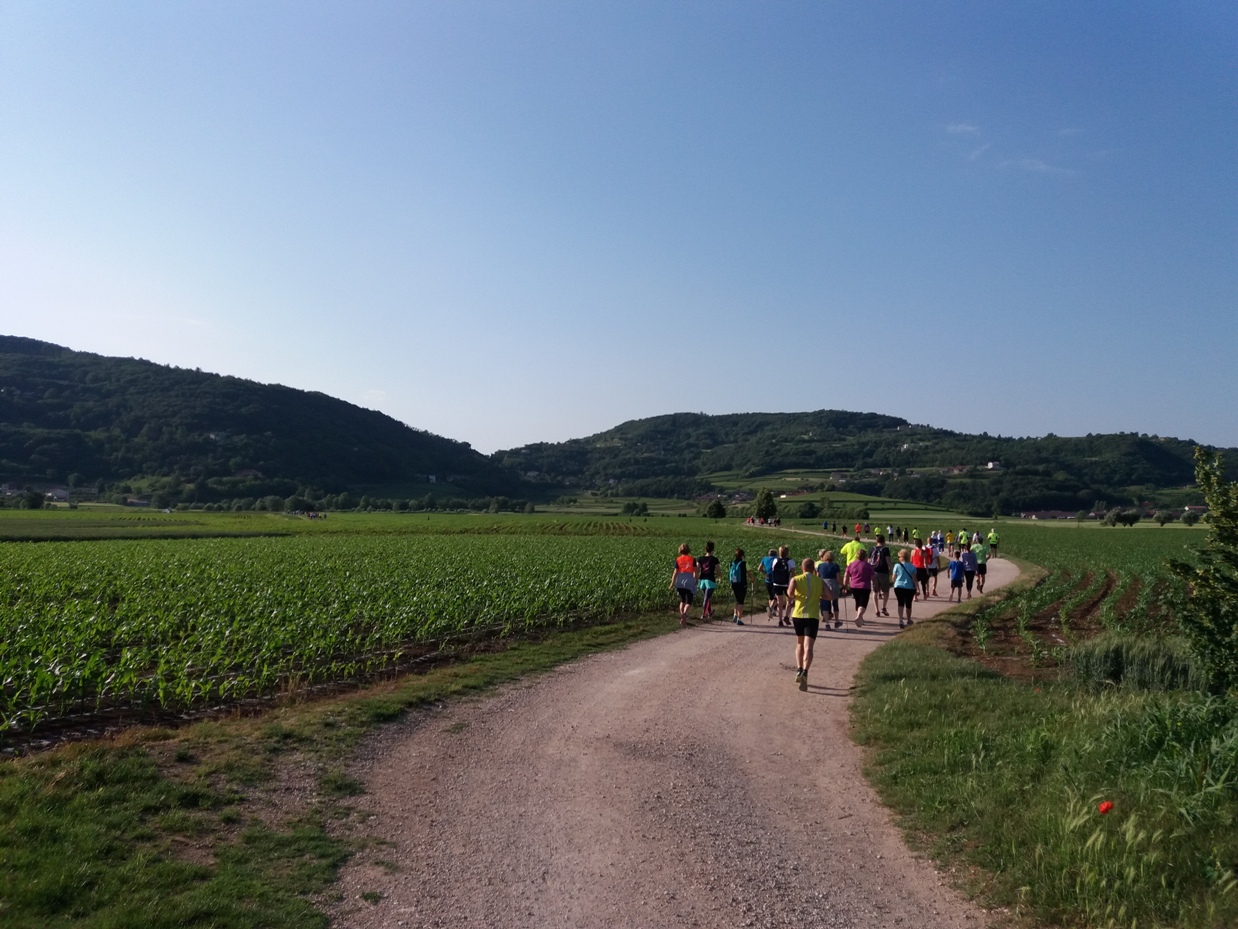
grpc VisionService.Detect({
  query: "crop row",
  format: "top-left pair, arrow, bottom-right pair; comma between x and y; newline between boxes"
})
1,533 -> 753,733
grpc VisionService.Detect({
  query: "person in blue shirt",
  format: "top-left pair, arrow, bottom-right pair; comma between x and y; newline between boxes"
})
960,544 -> 979,599
758,549 -> 778,619
948,550 -> 966,602
891,548 -> 918,628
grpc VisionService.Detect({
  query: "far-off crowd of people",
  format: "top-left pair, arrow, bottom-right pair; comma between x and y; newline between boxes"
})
670,525 -> 1001,692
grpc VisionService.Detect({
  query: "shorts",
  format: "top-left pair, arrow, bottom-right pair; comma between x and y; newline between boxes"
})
928,567 -> 939,577
951,577 -> 963,588
872,573 -> 891,594
700,579 -> 717,591
894,587 -> 915,609
819,598 -> 837,616
976,564 -> 987,576
792,616 -> 820,638
677,588 -> 694,605
731,583 -> 748,604
772,584 -> 788,598
851,588 -> 871,609
915,567 -> 929,584
765,582 -> 776,599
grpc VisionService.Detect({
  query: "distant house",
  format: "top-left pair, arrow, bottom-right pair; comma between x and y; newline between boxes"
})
124,496 -> 150,507
1020,510 -> 1076,520
44,488 -> 70,503
986,461 -> 1003,471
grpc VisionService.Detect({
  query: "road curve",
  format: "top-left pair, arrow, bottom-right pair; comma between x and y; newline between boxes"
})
332,555 -> 1019,929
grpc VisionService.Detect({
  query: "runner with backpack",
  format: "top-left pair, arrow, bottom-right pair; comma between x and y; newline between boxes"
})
869,534 -> 892,617
769,546 -> 794,626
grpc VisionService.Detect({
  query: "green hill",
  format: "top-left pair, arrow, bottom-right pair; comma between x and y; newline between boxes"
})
495,410 -> 1233,515
0,336 -> 519,504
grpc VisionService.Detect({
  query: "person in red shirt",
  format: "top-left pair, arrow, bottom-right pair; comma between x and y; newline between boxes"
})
909,544 -> 925,600
669,543 -> 699,627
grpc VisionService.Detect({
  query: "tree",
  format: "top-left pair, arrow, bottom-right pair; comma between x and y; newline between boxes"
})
754,489 -> 777,521
797,500 -> 820,519
1154,510 -> 1176,527
1169,448 -> 1238,695
1183,510 -> 1202,527
704,500 -> 727,519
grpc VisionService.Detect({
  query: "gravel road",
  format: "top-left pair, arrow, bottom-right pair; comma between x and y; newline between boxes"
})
331,554 -> 1020,929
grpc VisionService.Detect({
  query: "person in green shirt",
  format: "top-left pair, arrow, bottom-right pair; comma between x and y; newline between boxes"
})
973,539 -> 989,592
839,530 -> 864,568
987,528 -> 1000,558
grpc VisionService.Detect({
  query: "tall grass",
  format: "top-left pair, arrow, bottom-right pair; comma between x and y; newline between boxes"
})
1068,634 -> 1206,693
853,633 -> 1238,928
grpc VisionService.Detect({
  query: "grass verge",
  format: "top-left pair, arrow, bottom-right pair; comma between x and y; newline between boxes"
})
0,610 -> 682,928
852,601 -> 1238,928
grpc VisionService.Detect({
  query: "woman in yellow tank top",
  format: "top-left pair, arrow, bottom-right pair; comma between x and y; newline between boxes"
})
787,558 -> 824,692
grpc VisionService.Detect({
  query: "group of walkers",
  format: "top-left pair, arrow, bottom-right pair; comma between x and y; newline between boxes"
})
669,526 -> 1002,692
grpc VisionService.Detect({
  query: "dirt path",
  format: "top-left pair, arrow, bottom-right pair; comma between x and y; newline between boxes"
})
332,553 -> 1020,929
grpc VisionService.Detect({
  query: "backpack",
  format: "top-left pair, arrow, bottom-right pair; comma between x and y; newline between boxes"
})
729,560 -> 743,584
870,546 -> 889,572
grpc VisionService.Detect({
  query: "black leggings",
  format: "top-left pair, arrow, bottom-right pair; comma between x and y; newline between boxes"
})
894,587 -> 914,610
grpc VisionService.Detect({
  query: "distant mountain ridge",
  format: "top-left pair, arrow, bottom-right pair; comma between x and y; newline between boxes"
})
0,335 -> 518,502
2,336 -> 1231,515
496,410 -> 1233,514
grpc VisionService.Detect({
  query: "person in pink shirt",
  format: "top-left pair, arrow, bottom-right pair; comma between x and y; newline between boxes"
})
844,547 -> 874,628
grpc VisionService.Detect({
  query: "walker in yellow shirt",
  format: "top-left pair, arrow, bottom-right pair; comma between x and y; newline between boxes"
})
789,571 -> 824,619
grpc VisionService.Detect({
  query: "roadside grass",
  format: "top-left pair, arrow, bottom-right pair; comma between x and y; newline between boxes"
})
0,610 -> 681,928
852,610 -> 1238,928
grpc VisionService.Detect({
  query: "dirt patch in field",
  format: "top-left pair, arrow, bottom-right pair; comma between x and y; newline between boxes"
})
948,570 -> 1119,685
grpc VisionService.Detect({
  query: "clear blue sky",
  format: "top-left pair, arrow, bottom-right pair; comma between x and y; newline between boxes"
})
1,2 -> 1235,453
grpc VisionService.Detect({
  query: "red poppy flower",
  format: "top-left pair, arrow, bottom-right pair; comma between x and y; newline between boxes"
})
1098,801 -> 1114,815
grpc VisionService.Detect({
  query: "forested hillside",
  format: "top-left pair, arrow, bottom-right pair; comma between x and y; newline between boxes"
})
496,410 -> 1233,514
0,336 -> 519,503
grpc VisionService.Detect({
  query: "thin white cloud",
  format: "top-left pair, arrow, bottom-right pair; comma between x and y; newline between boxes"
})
969,143 -> 991,161
1002,158 -> 1075,176
947,123 -> 980,135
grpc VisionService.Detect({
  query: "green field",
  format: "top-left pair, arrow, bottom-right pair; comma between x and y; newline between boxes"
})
852,517 -> 1238,928
1,503 -> 1233,927
0,512 -> 775,734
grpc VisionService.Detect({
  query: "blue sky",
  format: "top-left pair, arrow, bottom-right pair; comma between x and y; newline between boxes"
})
1,1 -> 1235,453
